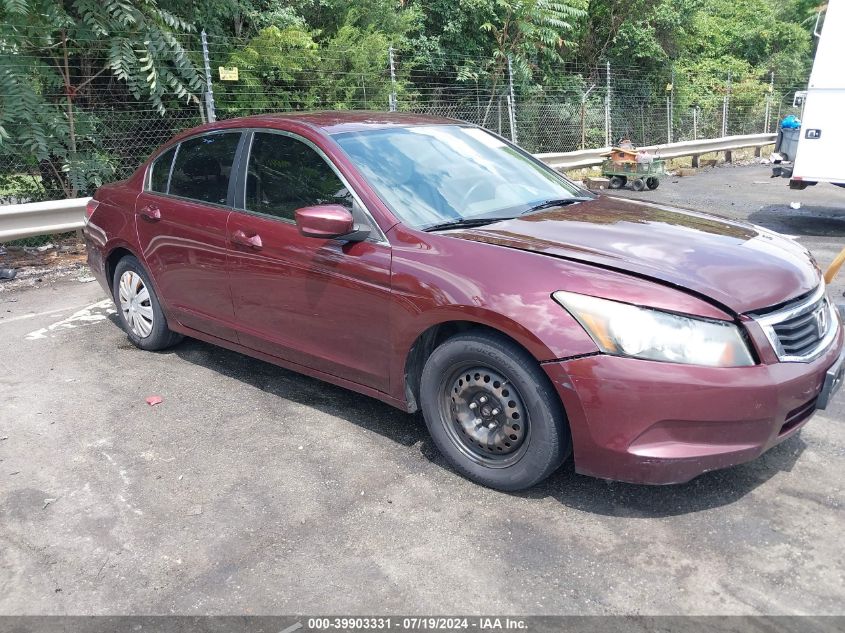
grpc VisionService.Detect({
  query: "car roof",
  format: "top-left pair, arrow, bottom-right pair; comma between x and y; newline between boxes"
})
220,111 -> 461,135
151,111 -> 470,163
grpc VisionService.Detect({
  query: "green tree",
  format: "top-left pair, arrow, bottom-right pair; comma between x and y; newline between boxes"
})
297,0 -> 421,43
477,0 -> 586,125
215,25 -> 319,115
594,0 -> 698,71
317,24 -> 393,110
0,0 -> 203,198
671,0 -> 812,127
158,0 -> 309,38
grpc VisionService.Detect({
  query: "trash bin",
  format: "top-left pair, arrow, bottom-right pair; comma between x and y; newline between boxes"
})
775,115 -> 801,161
777,127 -> 801,161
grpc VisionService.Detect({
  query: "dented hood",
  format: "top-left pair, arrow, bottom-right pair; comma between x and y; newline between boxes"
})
448,197 -> 820,314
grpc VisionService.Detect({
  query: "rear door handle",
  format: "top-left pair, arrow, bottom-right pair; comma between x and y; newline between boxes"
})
231,229 -> 263,249
139,205 -> 161,221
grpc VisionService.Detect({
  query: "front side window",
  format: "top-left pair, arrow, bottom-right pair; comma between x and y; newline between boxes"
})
169,132 -> 241,205
148,146 -> 176,194
332,125 -> 582,229
245,132 -> 353,221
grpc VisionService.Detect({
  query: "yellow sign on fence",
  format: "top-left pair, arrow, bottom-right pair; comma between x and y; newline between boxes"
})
218,66 -> 239,81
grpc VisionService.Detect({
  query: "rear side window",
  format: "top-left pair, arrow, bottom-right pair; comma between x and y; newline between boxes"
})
148,146 -> 176,193
169,132 -> 241,205
245,132 -> 353,221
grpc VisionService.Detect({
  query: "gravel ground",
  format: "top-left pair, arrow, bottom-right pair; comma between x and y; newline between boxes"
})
0,164 -> 843,616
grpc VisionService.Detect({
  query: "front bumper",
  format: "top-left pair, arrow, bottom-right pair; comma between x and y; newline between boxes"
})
543,327 -> 844,485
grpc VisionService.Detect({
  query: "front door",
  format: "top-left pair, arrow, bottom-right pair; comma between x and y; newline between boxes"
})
135,131 -> 242,342
226,130 -> 392,392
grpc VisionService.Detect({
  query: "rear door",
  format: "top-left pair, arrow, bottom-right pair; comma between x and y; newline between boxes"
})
226,130 -> 392,391
135,131 -> 243,342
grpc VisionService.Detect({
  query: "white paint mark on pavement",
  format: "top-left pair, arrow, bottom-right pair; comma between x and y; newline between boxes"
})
0,305 -> 91,326
24,299 -> 116,340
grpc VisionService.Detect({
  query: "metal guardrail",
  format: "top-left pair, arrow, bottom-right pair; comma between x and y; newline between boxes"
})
0,196 -> 91,242
536,133 -> 777,171
0,133 -> 776,243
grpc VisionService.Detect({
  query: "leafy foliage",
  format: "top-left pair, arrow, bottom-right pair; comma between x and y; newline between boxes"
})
0,0 -> 819,200
317,24 -> 394,110
216,25 -> 320,114
0,0 -> 202,197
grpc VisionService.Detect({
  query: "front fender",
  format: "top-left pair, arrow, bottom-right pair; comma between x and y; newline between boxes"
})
387,225 -> 732,404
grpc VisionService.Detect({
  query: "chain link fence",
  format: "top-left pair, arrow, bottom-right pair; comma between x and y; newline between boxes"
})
1,33 -> 805,222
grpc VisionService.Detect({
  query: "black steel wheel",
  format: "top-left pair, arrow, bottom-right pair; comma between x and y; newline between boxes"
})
608,175 -> 626,189
443,366 -> 529,466
632,178 -> 646,191
420,331 -> 570,490
646,177 -> 659,190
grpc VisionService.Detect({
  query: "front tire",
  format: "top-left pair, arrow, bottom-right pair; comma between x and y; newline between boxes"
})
112,256 -> 182,351
420,331 -> 571,491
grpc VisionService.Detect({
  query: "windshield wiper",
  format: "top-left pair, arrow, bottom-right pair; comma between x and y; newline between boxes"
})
422,217 -> 513,232
521,197 -> 592,215
422,197 -> 592,231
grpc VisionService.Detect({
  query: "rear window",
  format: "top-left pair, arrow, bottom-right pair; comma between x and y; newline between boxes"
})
148,146 -> 176,194
169,132 -> 242,205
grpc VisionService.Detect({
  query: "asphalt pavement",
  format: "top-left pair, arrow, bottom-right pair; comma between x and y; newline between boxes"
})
1,164 -> 843,615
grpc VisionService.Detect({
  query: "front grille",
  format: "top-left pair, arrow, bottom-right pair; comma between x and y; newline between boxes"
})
752,285 -> 838,362
773,304 -> 828,356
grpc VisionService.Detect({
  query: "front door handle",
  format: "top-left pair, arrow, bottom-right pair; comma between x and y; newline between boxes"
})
139,205 -> 161,221
232,229 -> 263,249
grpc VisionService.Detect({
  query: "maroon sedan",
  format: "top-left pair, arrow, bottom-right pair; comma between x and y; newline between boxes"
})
83,112 -> 845,490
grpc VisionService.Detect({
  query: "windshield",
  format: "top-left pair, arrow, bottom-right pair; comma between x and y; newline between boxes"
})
332,125 -> 584,230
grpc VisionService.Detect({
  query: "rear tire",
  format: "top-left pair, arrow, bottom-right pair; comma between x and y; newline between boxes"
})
419,331 -> 570,491
646,176 -> 659,190
112,256 -> 182,351
632,178 -> 646,191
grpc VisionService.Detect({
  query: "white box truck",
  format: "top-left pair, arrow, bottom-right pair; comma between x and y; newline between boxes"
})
772,0 -> 845,190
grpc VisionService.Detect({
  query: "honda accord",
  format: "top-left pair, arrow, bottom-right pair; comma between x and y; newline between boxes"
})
83,112 -> 845,490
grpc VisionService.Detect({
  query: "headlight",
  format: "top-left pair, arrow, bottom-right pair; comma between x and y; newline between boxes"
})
553,291 -> 755,367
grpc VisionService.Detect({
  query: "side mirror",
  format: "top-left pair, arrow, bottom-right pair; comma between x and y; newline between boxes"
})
294,204 -> 368,241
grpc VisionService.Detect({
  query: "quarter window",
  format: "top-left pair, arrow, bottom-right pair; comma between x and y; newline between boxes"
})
148,146 -> 176,194
169,132 -> 241,205
245,132 -> 353,221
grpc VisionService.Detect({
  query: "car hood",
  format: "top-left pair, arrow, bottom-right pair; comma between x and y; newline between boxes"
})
449,197 -> 820,314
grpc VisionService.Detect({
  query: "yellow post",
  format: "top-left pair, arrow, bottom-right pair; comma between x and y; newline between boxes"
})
824,246 -> 845,284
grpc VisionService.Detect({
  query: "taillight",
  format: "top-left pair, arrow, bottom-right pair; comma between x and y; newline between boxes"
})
85,198 -> 100,222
